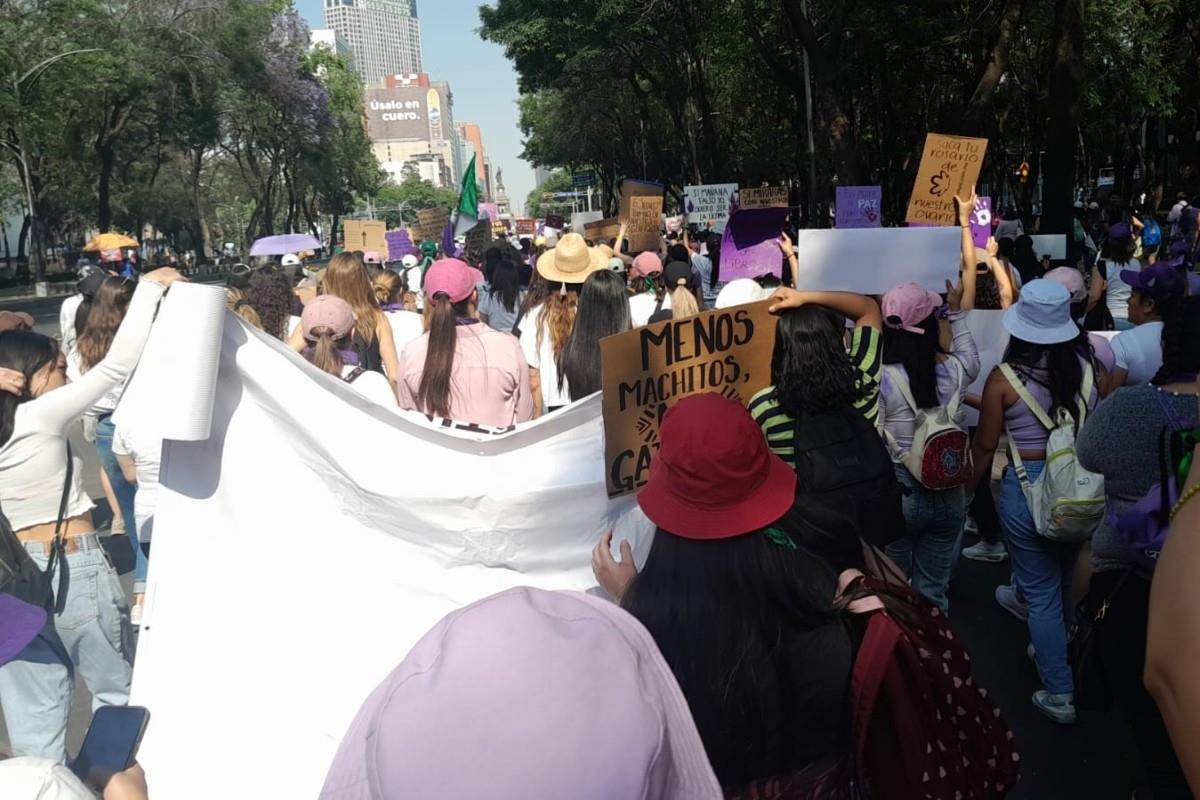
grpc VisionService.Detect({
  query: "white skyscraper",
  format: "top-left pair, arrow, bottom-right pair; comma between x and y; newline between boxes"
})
324,0 -> 423,86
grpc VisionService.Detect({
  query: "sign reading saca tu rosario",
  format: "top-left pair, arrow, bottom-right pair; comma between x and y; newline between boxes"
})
600,302 -> 778,497
905,133 -> 989,226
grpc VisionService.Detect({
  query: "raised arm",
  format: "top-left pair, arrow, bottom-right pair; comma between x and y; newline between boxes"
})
955,194 -> 980,311
989,237 -> 1015,308
767,286 -> 882,329
26,270 -> 181,432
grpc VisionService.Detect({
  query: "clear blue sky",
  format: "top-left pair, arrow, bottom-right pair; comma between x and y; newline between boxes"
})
295,0 -> 531,215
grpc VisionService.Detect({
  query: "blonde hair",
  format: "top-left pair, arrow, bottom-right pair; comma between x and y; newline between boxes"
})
373,269 -> 416,312
536,287 -> 579,359
322,252 -> 381,343
306,327 -> 345,377
670,284 -> 700,320
226,288 -> 263,330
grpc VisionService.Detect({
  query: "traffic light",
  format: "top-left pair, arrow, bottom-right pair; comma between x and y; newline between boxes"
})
1015,161 -> 1030,184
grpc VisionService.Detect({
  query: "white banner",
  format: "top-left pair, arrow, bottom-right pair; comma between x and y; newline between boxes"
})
119,312 -> 654,798
792,227 -> 962,294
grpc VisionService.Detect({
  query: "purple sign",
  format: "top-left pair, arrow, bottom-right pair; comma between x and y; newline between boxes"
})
719,208 -> 789,282
385,229 -> 417,261
970,196 -> 992,249
836,186 -> 882,229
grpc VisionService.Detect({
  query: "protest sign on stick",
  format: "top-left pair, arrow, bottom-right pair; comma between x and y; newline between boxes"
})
343,220 -> 387,254
905,133 -> 989,226
740,186 -> 788,210
835,186 -> 882,228
600,302 -> 778,497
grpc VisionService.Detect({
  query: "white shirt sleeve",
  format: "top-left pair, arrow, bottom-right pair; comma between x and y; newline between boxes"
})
518,306 -> 541,369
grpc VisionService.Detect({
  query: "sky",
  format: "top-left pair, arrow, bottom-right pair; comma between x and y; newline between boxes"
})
295,0 -> 531,215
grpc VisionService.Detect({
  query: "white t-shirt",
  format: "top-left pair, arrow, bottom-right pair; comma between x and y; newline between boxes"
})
0,757 -> 94,799
341,364 -> 397,407
113,422 -> 162,543
1105,258 -> 1140,323
287,315 -> 302,339
628,293 -> 672,327
66,351 -> 123,417
1111,320 -> 1164,386
59,293 -> 83,358
383,310 -> 425,356
519,304 -> 571,411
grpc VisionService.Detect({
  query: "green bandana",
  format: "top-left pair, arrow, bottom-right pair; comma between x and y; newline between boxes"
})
763,526 -> 796,550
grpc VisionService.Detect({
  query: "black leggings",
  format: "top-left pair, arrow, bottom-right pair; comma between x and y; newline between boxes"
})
1092,570 -> 1191,798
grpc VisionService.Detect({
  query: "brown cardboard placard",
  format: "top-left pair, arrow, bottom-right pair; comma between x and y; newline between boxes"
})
600,301 -> 778,497
619,180 -> 665,252
416,208 -> 450,242
584,216 -> 622,245
628,196 -> 663,235
343,220 -> 388,254
905,133 -> 989,226
740,186 -> 789,210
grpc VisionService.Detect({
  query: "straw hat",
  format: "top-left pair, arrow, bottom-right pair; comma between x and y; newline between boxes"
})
536,232 -> 607,283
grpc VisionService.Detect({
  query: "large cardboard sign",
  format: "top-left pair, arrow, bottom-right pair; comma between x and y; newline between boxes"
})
684,183 -> 739,233
515,218 -> 536,236
835,186 -> 882,228
740,186 -> 789,210
416,208 -> 450,243
343,220 -> 387,254
619,180 -> 665,252
463,219 -> 492,263
791,227 -> 961,293
905,134 -> 989,226
584,216 -> 622,245
600,302 -> 778,497
628,196 -> 664,235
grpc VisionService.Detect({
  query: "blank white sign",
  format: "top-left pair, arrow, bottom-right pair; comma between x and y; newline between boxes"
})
1029,234 -> 1067,260
792,227 -> 962,293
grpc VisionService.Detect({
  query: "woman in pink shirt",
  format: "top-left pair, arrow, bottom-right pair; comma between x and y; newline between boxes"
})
397,259 -> 533,428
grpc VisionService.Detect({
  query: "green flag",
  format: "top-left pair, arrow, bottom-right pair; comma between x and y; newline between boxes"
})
454,155 -> 481,237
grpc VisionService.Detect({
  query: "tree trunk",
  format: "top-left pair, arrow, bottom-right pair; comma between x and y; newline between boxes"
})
97,142 -> 116,233
960,0 -> 1026,136
1041,0 -> 1084,236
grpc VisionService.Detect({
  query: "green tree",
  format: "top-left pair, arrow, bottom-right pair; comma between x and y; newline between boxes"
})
525,170 -> 573,218
373,175 -> 457,229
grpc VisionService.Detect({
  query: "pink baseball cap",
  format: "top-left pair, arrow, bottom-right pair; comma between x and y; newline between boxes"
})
363,251 -> 383,265
301,295 -> 355,339
424,258 -> 484,304
1044,267 -> 1087,303
630,251 -> 663,278
882,282 -> 943,334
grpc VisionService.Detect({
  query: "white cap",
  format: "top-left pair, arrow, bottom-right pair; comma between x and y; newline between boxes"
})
401,254 -> 419,268
1088,202 -> 1100,210
715,278 -> 771,309
1073,201 -> 1084,209
282,253 -> 301,266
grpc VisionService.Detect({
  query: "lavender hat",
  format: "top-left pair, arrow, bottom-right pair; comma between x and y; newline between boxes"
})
1002,279 -> 1079,345
320,587 -> 722,800
0,595 -> 47,666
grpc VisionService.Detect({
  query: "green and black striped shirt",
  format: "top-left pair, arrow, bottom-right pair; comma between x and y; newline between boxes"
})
749,325 -> 883,467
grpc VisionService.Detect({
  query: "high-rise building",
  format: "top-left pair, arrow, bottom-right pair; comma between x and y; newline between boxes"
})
324,0 -> 423,86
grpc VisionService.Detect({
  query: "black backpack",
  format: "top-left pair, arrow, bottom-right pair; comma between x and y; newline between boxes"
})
792,407 -> 905,550
0,446 -> 73,614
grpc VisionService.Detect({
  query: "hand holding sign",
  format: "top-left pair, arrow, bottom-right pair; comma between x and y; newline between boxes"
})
906,133 -> 989,226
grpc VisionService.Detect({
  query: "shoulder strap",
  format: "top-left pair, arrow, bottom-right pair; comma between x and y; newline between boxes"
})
510,305 -> 527,336
344,367 -> 366,384
851,612 -> 902,774
998,364 -> 1055,430
45,443 -> 75,615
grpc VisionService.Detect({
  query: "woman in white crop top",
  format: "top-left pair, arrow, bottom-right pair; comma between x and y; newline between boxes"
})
0,268 -> 182,762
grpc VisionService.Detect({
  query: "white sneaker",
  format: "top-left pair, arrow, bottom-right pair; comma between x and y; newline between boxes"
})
1032,690 -> 1076,724
130,604 -> 143,628
962,540 -> 1007,562
963,515 -> 979,535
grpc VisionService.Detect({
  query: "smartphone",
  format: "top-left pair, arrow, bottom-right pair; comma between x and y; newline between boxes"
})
70,705 -> 150,787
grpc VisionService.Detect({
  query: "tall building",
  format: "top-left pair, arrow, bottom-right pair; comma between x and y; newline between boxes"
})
324,0 -> 423,86
365,73 -> 458,188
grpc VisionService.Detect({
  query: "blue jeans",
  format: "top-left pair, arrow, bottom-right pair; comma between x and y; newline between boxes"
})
0,538 -> 133,761
95,415 -> 146,593
998,462 -> 1079,694
886,464 -> 965,612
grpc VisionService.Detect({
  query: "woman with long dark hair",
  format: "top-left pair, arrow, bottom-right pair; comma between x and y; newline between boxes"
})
556,270 -> 631,400
877,273 -> 979,612
0,268 -> 183,761
245,267 -> 297,341
396,259 -> 532,427
1076,296 -> 1198,797
521,234 -> 606,415
1088,222 -> 1140,331
319,253 -> 400,385
592,394 -> 858,796
970,279 -> 1100,725
478,258 -> 525,335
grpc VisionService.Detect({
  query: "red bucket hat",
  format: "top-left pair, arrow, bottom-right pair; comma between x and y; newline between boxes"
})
638,393 -> 796,540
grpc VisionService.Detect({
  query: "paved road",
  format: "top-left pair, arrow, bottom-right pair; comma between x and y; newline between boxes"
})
1,287 -> 1150,796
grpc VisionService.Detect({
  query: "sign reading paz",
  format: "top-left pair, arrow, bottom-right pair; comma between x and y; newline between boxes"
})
740,186 -> 789,210
905,134 -> 989,226
600,302 -> 778,497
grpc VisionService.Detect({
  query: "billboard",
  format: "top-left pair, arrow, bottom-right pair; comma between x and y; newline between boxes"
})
366,85 -> 451,144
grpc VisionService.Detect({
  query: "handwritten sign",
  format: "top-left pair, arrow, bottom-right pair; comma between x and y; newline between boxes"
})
836,186 -> 882,228
463,219 -> 492,265
544,214 -> 565,231
585,216 -> 622,245
905,133 -> 989,226
684,183 -> 739,233
740,186 -> 789,210
619,180 -> 665,252
970,196 -> 992,249
628,196 -> 663,235
416,208 -> 449,242
343,220 -> 387,254
600,301 -> 778,497
515,218 -> 536,236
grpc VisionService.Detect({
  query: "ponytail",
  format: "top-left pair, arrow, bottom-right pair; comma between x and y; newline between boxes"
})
670,284 -> 700,320
417,292 -> 457,418
309,329 -> 344,377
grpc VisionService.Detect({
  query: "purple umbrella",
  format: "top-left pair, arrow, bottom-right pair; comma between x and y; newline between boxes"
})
249,234 -> 322,257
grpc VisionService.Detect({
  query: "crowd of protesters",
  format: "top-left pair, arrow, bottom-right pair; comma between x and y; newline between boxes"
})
0,187 -> 1197,799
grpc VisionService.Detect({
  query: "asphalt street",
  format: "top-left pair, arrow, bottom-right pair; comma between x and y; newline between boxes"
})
0,286 -> 1152,797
